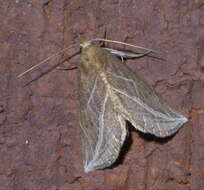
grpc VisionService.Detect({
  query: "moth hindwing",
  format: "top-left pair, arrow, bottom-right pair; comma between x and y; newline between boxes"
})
78,40 -> 188,172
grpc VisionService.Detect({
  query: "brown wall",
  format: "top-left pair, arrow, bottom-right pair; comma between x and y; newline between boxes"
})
0,0 -> 203,189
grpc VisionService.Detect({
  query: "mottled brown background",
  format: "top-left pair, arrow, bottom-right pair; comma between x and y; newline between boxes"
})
0,0 -> 204,189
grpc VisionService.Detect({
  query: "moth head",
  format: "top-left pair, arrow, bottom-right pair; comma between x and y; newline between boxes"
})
80,40 -> 102,68
80,39 -> 91,48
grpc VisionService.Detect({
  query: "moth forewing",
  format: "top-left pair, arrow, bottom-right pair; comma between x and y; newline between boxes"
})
79,41 -> 187,172
79,45 -> 128,172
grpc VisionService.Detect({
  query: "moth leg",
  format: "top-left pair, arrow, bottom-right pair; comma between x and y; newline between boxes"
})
127,50 -> 152,58
57,63 -> 78,70
121,56 -> 124,62
57,66 -> 77,70
104,48 -> 152,60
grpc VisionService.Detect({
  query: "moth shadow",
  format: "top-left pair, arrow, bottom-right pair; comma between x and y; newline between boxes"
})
137,129 -> 175,144
107,122 -> 133,169
107,121 -> 176,170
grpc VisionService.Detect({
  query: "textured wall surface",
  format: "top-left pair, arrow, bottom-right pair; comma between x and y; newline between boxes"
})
0,0 -> 204,189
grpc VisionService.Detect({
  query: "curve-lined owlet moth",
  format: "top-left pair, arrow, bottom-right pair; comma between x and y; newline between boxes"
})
18,39 -> 188,173
79,39 -> 187,172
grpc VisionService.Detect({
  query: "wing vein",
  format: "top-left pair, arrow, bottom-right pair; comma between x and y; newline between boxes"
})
89,91 -> 109,165
87,76 -> 98,108
112,87 -> 181,121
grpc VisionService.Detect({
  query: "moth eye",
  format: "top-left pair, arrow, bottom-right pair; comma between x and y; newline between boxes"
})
83,55 -> 90,62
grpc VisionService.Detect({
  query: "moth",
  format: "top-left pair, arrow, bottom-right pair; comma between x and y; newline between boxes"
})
18,39 -> 188,173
